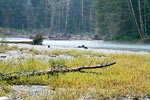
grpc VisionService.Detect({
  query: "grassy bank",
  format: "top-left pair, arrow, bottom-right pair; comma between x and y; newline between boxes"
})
0,45 -> 150,99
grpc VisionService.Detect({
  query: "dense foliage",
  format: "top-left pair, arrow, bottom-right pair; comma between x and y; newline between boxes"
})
95,0 -> 150,41
0,0 -> 96,34
0,0 -> 150,41
33,34 -> 43,45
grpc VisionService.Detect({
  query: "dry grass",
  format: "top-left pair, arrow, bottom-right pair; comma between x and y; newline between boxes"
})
0,44 -> 19,52
0,45 -> 150,99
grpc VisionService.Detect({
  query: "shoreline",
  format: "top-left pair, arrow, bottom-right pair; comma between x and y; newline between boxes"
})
8,43 -> 150,55
1,38 -> 150,54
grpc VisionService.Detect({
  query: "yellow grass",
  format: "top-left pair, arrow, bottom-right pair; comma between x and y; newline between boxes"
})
0,45 -> 150,99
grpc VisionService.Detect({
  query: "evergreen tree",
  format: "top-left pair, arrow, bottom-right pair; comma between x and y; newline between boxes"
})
0,0 -> 96,34
95,0 -> 150,41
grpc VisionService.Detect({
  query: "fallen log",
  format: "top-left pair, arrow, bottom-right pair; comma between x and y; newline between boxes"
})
0,62 -> 116,80
0,41 -> 33,44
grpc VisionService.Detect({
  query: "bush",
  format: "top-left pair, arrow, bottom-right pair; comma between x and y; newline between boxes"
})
33,34 -> 43,45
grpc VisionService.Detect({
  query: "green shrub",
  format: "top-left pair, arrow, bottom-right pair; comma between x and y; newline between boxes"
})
33,34 -> 43,45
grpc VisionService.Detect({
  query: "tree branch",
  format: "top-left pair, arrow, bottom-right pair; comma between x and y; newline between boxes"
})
0,62 -> 116,80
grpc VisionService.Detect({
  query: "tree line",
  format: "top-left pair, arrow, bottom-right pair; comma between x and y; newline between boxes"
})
0,0 -> 96,34
0,0 -> 150,41
95,0 -> 150,41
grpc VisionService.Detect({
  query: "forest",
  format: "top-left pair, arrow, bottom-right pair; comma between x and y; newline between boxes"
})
0,0 -> 150,42
95,0 -> 150,42
0,0 -> 96,35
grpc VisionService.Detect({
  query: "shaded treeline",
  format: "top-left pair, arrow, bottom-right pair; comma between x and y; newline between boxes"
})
95,0 -> 150,41
0,0 -> 96,34
0,0 -> 150,42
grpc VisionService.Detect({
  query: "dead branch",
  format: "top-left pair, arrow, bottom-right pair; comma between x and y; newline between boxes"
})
0,62 -> 116,80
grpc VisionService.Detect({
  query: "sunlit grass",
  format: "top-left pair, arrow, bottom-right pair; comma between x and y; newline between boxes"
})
0,45 -> 150,99
22,47 -> 106,58
0,44 -> 19,52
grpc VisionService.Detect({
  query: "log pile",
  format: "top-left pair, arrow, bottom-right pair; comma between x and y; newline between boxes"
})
0,62 -> 116,80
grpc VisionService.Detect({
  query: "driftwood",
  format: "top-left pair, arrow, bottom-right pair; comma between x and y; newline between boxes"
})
0,62 -> 116,80
0,41 -> 33,44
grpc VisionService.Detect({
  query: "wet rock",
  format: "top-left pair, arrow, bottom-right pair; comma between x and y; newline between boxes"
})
133,97 -> 139,100
146,94 -> 150,98
78,46 -> 82,48
84,47 -> 88,49
0,56 -> 7,58
50,55 -> 57,57
78,45 -> 85,48
78,45 -> 88,49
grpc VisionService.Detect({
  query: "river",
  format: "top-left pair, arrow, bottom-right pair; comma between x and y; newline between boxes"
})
1,38 -> 150,53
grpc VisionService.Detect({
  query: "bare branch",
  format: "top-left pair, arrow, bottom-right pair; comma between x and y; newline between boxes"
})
0,62 -> 116,80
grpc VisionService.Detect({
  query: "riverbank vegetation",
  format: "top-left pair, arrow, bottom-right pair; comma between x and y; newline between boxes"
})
0,45 -> 150,99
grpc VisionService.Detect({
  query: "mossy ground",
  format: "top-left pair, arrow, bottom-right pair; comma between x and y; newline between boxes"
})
0,44 -> 150,99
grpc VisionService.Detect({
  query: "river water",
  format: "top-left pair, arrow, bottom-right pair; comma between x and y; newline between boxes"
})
1,38 -> 150,53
